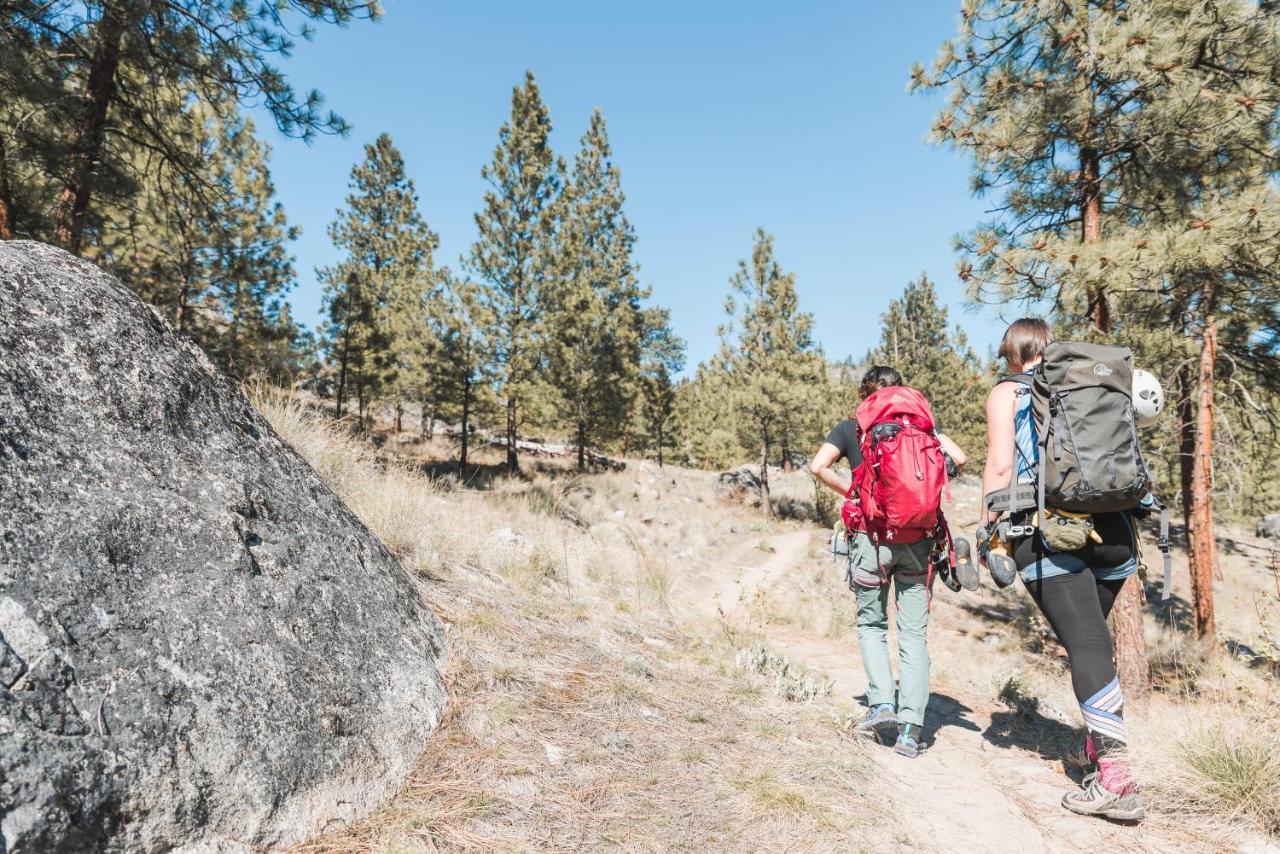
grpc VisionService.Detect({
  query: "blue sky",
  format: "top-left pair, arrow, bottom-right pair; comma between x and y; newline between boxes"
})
257,0 -> 1000,372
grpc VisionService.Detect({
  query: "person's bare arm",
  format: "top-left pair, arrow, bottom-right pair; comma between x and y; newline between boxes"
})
809,442 -> 850,497
937,432 -> 967,468
981,383 -> 1017,528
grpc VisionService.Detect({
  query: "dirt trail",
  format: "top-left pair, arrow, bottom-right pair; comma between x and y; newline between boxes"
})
680,527 -> 1184,853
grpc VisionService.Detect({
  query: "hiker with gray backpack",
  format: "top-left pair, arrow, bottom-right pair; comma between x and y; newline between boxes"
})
980,318 -> 1171,823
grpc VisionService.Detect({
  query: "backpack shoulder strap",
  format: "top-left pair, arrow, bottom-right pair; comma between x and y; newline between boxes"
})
997,370 -> 1034,390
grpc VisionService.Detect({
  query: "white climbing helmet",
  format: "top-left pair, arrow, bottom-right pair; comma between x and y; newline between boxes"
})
1132,368 -> 1164,426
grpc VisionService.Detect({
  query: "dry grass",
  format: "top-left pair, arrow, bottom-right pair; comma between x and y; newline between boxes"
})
252,385 -> 1280,850
1134,698 -> 1280,839
249,386 -> 887,852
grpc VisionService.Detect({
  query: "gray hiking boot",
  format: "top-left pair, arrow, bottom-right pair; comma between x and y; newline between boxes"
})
894,723 -> 921,758
856,703 -> 896,740
1062,777 -> 1144,822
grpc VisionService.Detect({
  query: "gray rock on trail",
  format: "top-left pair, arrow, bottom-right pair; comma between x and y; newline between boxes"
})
0,242 -> 447,852
1258,514 -> 1280,540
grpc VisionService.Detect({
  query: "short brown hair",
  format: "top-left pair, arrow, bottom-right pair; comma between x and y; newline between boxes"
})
860,365 -> 902,399
998,318 -> 1053,371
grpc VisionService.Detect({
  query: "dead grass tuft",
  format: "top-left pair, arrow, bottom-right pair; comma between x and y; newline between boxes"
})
1135,700 -> 1280,838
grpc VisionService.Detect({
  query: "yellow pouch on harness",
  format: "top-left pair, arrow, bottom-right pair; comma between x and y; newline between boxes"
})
1033,508 -> 1102,552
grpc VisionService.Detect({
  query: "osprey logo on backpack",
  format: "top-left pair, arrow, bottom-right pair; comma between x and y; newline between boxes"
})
1092,363 -> 1114,377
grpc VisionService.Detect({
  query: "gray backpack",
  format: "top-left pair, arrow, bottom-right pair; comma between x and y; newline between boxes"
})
1031,342 -> 1150,514
990,341 -> 1172,597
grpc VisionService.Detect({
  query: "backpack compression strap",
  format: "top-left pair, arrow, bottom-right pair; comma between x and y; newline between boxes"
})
1157,501 -> 1172,601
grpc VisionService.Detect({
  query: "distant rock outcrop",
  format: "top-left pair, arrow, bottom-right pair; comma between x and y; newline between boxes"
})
715,466 -> 763,500
0,242 -> 446,852
1258,514 -> 1280,540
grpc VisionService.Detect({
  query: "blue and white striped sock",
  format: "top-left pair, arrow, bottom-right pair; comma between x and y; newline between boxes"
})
1079,676 -> 1127,744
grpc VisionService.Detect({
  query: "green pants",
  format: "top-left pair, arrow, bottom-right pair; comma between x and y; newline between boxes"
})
848,533 -> 934,727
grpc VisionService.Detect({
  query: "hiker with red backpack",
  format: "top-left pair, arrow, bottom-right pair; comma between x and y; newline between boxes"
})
810,366 -> 968,758
980,318 -> 1170,823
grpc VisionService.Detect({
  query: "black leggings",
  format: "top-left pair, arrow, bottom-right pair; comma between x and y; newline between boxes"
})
1025,572 -> 1128,704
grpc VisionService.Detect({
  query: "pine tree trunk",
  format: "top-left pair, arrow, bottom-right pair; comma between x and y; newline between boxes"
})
1081,145 -> 1144,692
395,403 -> 403,434
357,383 -> 367,432
781,435 -> 792,472
657,422 -> 664,469
334,353 -> 348,419
460,378 -> 471,470
334,314 -> 353,420
1081,148 -> 1111,333
1189,314 -> 1218,638
759,438 -> 773,520
505,395 -> 518,472
1111,578 -> 1148,699
1177,363 -> 1195,536
576,422 -> 586,472
53,3 -> 128,251
0,131 -> 13,240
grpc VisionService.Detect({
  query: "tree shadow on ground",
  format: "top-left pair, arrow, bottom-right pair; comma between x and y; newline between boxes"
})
924,691 -> 981,747
958,597 -> 1056,656
1145,581 -> 1194,632
415,455 -> 594,491
983,679 -> 1083,783
416,458 -> 512,490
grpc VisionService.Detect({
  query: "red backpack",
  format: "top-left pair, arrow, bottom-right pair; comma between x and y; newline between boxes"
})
847,386 -> 947,544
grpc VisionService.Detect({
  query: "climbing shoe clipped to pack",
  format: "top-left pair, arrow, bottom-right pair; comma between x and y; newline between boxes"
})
953,537 -> 979,591
939,563 -> 962,593
977,525 -> 1018,588
936,547 -> 962,592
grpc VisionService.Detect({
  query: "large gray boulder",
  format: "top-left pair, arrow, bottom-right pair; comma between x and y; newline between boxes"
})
1258,514 -> 1280,540
0,242 -> 447,852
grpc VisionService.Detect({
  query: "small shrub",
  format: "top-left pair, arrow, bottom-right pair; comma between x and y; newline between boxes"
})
1174,722 -> 1280,834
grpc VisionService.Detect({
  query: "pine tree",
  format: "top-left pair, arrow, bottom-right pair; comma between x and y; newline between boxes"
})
2,0 -> 379,252
549,109 -> 647,470
320,133 -> 436,426
97,106 -> 300,378
674,363 -> 744,471
869,274 -> 987,468
0,20 -> 63,240
717,229 -> 828,519
918,0 -> 1280,653
201,115 -> 300,377
467,71 -> 563,472
636,307 -> 686,468
428,271 -> 494,470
